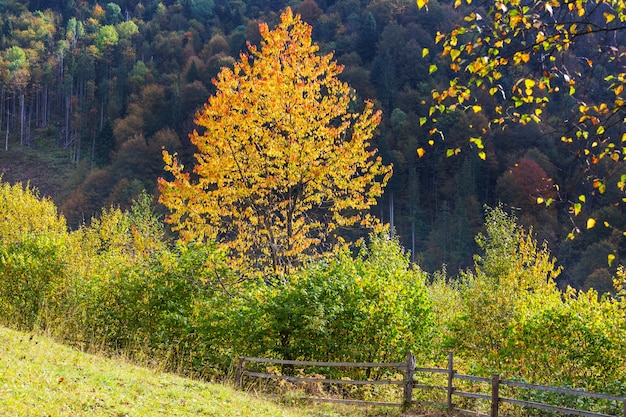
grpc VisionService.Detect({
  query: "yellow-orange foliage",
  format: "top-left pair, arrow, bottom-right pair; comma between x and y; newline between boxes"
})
158,8 -> 392,280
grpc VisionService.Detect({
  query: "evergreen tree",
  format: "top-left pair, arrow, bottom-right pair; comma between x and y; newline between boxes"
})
93,120 -> 115,167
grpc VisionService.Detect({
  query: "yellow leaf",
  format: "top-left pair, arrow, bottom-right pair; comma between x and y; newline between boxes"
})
587,218 -> 596,229
417,147 -> 426,158
428,139 -> 435,146
417,0 -> 428,9
510,14 -> 522,27
450,48 -> 461,62
478,151 -> 486,160
536,197 -> 544,204
574,202 -> 582,216
429,64 -> 438,74
604,12 -> 615,24
471,105 -> 482,113
608,253 -> 616,266
422,48 -> 429,58
615,84 -> 623,96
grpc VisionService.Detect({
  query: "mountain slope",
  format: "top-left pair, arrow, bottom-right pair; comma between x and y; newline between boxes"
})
0,326 -> 351,417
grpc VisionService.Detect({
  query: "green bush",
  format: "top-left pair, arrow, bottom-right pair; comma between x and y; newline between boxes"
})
232,233 -> 434,367
0,181 -> 69,330
434,206 -> 626,406
0,235 -> 67,329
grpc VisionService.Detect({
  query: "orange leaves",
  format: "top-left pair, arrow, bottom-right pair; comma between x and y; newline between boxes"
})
159,8 -> 391,280
513,51 -> 531,65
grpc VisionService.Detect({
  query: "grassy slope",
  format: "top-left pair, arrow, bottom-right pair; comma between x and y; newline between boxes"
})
0,130 -> 82,204
0,326 -> 390,417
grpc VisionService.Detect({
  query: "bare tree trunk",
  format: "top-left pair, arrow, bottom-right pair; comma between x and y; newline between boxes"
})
65,94 -> 70,148
5,107 -> 9,151
19,93 -> 24,146
27,94 -> 33,146
43,85 -> 48,127
389,191 -> 395,235
35,88 -> 39,128
0,87 -> 4,133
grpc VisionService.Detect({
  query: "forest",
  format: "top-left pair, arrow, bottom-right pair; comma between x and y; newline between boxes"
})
1,0 -> 626,412
0,0 -> 624,290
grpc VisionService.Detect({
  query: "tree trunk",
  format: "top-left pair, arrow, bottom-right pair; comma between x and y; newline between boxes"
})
5,107 -> 9,151
389,191 -> 394,235
65,94 -> 70,148
0,86 -> 4,133
19,93 -> 25,146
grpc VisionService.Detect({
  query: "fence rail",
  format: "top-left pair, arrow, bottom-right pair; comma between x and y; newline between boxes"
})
236,352 -> 626,416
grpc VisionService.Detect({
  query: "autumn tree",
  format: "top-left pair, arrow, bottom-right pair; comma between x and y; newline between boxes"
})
416,0 -> 626,237
159,8 -> 392,282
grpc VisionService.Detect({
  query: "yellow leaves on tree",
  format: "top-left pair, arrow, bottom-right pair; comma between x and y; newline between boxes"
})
159,8 -> 392,281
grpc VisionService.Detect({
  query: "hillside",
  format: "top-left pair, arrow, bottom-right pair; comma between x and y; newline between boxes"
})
0,0 -> 623,288
0,326 -> 379,417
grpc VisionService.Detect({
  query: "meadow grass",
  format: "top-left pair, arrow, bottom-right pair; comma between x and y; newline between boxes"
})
0,326 -> 402,417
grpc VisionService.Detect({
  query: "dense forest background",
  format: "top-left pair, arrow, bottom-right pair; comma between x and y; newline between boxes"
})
0,0 -> 623,291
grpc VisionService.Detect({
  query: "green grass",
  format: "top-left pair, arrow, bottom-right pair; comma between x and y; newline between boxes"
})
0,326 -> 403,417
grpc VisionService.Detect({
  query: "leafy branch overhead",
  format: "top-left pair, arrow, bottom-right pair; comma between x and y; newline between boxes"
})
158,8 -> 392,282
416,0 -> 626,238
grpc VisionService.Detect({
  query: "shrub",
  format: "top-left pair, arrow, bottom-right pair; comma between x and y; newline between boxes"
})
233,233 -> 434,368
0,181 -> 69,330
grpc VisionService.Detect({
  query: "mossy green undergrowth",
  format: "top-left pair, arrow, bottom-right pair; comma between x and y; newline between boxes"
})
0,326 -> 393,417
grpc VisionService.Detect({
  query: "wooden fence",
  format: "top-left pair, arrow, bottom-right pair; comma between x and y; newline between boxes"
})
236,352 -> 626,417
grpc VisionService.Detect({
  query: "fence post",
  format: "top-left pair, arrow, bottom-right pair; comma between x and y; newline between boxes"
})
403,352 -> 416,410
491,374 -> 500,417
236,357 -> 245,389
447,351 -> 454,413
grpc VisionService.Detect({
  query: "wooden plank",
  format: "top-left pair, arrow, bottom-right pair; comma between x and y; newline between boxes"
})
304,397 -> 401,407
454,390 -> 491,401
447,351 -> 454,413
415,367 -> 448,374
243,371 -> 403,385
501,397 -> 617,417
236,357 -> 244,388
240,356 -> 406,369
413,383 -> 448,391
404,352 -> 416,407
455,373 -> 492,383
491,374 -> 499,417
500,380 -> 626,402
